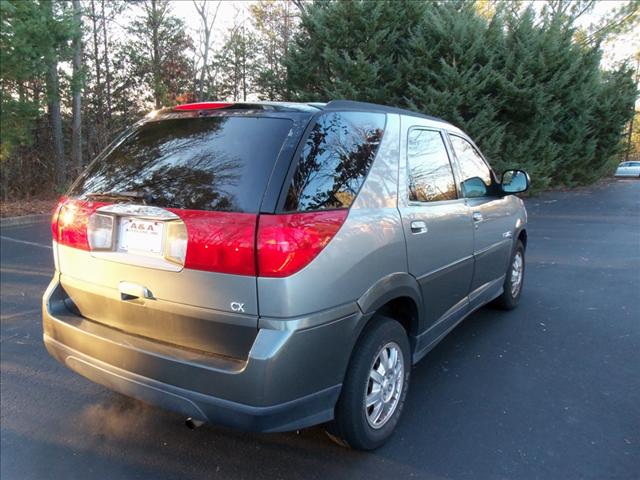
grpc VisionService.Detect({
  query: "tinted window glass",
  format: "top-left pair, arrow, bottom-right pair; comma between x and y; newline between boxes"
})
284,112 -> 385,211
70,116 -> 292,212
449,134 -> 494,198
407,129 -> 457,202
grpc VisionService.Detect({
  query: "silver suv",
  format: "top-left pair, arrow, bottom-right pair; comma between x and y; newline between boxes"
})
43,100 -> 529,450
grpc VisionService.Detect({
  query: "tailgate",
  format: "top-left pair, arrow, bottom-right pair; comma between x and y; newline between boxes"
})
52,113 -> 297,359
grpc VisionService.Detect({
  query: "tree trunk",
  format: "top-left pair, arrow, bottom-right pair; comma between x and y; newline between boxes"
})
283,2 -> 291,100
48,61 -> 65,186
198,28 -> 211,101
151,0 -> 162,108
71,0 -> 83,174
101,0 -> 112,122
90,0 -> 104,147
241,24 -> 247,101
194,1 -> 221,101
44,0 -> 66,187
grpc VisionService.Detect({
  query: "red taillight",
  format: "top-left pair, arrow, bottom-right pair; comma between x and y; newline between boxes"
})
173,102 -> 233,111
51,198 -> 346,277
51,197 -> 107,250
257,210 -> 348,277
173,209 -> 257,276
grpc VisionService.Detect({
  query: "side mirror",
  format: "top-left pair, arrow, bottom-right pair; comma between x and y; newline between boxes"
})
461,177 -> 488,198
501,169 -> 530,194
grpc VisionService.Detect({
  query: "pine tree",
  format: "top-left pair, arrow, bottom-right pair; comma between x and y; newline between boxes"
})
285,0 -> 638,191
286,0 -> 424,104
43,0 -> 68,187
401,2 -> 507,167
216,21 -> 257,102
250,0 -> 298,100
1,0 -> 74,197
126,0 -> 195,108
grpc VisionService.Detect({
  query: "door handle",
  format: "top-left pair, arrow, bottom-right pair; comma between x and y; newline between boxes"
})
119,282 -> 154,301
410,220 -> 428,234
472,212 -> 483,222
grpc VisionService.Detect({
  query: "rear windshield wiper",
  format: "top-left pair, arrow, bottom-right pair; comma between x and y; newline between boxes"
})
86,190 -> 154,203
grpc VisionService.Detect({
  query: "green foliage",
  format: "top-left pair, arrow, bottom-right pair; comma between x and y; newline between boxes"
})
250,0 -> 297,100
214,24 -> 257,102
2,1 -> 47,152
286,0 -> 638,191
125,0 -> 194,108
1,0 -> 75,198
286,0 -> 425,104
1,0 -> 637,200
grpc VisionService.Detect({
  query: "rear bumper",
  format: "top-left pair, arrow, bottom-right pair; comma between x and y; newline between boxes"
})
42,277 -> 366,432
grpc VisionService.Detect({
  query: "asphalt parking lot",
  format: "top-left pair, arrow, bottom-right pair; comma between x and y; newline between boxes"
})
1,179 -> 639,480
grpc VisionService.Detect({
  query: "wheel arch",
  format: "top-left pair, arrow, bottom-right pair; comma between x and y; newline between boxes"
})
517,228 -> 528,250
356,273 -> 423,351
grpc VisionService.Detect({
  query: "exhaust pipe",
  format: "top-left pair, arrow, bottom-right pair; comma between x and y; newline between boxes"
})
185,417 -> 205,430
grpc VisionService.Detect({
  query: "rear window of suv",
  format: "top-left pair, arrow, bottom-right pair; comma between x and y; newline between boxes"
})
70,116 -> 293,212
283,111 -> 385,211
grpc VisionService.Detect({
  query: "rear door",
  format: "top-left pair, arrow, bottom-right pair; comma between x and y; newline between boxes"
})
55,113 -> 301,359
447,133 -> 515,296
398,121 -> 474,330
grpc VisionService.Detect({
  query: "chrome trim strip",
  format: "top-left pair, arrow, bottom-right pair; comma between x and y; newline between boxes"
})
416,254 -> 474,282
475,238 -> 511,257
97,203 -> 180,220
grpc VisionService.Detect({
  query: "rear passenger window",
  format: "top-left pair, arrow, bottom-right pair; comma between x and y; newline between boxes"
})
284,112 -> 385,211
407,129 -> 457,203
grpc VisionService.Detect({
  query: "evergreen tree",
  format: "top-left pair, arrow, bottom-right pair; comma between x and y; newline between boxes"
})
125,0 -> 195,108
286,0 -> 424,104
1,0 -> 637,200
1,0 -> 74,197
401,3 -> 507,167
250,0 -> 298,100
285,0 -> 638,190
216,21 -> 257,102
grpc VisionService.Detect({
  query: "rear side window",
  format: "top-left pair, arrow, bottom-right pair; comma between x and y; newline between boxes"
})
283,111 -> 385,211
70,116 -> 292,212
407,129 -> 457,202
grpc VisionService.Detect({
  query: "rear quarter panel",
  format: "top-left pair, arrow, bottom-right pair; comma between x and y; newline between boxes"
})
257,113 -> 407,318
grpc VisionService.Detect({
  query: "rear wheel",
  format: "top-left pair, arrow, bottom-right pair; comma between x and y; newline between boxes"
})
493,240 -> 525,310
326,315 -> 410,450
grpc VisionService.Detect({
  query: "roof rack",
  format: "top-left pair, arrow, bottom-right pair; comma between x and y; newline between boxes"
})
169,101 -> 319,113
322,100 -> 450,125
156,99 -> 450,125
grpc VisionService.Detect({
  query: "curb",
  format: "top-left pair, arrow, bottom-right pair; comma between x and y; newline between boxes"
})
0,214 -> 51,228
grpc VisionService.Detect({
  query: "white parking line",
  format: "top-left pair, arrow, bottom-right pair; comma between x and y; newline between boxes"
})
0,236 -> 52,249
0,308 -> 41,321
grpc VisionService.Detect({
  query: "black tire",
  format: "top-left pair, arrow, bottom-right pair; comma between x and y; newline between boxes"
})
492,240 -> 525,310
325,315 -> 411,450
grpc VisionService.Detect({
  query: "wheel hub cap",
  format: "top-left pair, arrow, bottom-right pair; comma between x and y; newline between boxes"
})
510,252 -> 523,297
365,342 -> 404,429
